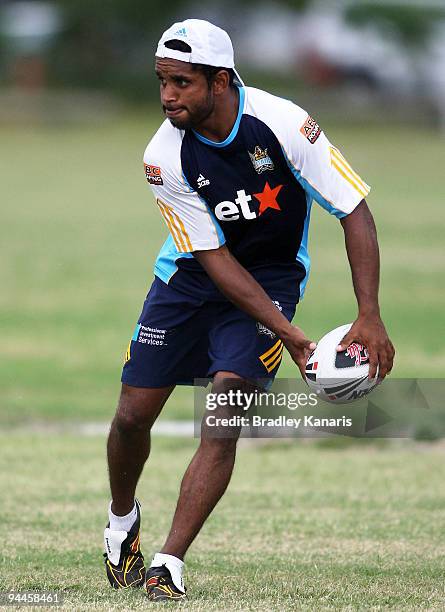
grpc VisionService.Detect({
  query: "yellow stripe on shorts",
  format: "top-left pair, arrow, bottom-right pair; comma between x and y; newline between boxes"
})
259,339 -> 284,373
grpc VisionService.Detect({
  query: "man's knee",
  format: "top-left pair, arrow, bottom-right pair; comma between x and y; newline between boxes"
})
212,370 -> 243,390
114,408 -> 149,436
201,371 -> 255,451
113,384 -> 172,435
200,435 -> 238,460
212,370 -> 258,395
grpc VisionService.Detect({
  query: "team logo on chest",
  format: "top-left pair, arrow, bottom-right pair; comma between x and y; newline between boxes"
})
248,146 -> 274,174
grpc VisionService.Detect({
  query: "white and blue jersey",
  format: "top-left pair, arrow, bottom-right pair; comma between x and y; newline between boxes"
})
122,85 -> 371,387
143,85 -> 370,303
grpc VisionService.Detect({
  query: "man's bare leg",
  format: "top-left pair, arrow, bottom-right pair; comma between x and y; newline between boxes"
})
107,383 -> 174,515
160,372 -> 249,559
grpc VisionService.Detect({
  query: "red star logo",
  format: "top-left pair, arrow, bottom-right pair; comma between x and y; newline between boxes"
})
253,182 -> 283,216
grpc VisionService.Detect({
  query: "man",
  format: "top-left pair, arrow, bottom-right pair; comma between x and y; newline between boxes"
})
103,19 -> 395,602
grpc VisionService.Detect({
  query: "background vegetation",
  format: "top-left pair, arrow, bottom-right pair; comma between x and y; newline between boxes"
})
1,114 -> 443,425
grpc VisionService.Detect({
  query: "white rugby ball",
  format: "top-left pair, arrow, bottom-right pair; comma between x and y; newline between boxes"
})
305,323 -> 378,404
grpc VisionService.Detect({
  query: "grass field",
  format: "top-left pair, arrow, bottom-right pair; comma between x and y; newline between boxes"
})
1,434 -> 445,610
1,114 -> 444,424
1,111 -> 444,610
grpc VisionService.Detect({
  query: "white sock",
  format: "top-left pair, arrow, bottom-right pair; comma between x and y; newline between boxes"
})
151,552 -> 184,593
108,501 -> 137,532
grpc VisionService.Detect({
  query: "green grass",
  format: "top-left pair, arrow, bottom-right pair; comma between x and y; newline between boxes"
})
1,113 -> 443,610
1,433 -> 445,610
1,115 -> 444,424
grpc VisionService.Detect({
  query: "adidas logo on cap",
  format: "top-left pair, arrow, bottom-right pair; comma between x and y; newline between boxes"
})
174,28 -> 187,37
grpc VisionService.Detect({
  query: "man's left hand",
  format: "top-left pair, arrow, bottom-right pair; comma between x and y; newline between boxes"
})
336,315 -> 395,380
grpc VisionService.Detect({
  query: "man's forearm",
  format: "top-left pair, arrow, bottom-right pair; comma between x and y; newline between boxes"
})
193,246 -> 294,340
340,200 -> 380,317
338,200 -> 395,377
194,245 -> 315,378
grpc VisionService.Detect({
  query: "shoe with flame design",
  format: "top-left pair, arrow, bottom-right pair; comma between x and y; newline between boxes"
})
145,564 -> 187,602
103,499 -> 145,589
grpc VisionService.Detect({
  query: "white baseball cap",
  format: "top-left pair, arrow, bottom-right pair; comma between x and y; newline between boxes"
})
156,19 -> 244,86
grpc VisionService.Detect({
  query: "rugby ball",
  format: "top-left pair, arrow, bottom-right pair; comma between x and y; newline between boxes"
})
305,323 -> 378,404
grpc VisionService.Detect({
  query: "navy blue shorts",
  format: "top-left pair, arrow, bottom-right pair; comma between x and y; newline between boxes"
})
121,277 -> 297,388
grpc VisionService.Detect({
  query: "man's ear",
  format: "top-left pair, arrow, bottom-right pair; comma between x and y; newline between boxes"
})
212,70 -> 230,95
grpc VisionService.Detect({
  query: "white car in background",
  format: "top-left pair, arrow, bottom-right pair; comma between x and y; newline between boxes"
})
234,0 -> 445,126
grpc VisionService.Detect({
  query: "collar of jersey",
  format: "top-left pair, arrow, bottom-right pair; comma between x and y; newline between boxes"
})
192,86 -> 245,148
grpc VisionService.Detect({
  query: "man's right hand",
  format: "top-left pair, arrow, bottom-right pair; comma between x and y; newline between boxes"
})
281,326 -> 317,381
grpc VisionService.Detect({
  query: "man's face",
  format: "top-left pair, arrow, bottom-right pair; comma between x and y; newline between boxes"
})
155,58 -> 214,130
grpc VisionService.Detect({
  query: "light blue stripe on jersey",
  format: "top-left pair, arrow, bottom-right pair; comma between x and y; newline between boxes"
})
154,234 -> 193,284
297,194 -> 312,299
281,146 -> 345,299
181,172 -> 226,247
206,208 -> 225,246
282,146 -> 347,220
192,86 -> 245,148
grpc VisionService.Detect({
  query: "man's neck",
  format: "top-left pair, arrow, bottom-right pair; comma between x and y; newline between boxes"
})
194,87 -> 240,143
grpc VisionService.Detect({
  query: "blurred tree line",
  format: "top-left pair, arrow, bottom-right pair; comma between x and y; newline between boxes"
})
47,0 -> 309,98
347,2 -> 445,47
0,0 -> 441,100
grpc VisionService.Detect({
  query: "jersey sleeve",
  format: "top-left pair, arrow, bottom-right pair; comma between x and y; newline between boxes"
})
143,130 -> 225,253
283,111 -> 371,218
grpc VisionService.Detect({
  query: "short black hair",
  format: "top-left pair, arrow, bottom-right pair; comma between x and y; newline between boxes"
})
163,39 -> 235,88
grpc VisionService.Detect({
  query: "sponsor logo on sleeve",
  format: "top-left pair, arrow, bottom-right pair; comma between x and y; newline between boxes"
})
300,115 -> 322,144
144,164 -> 163,186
